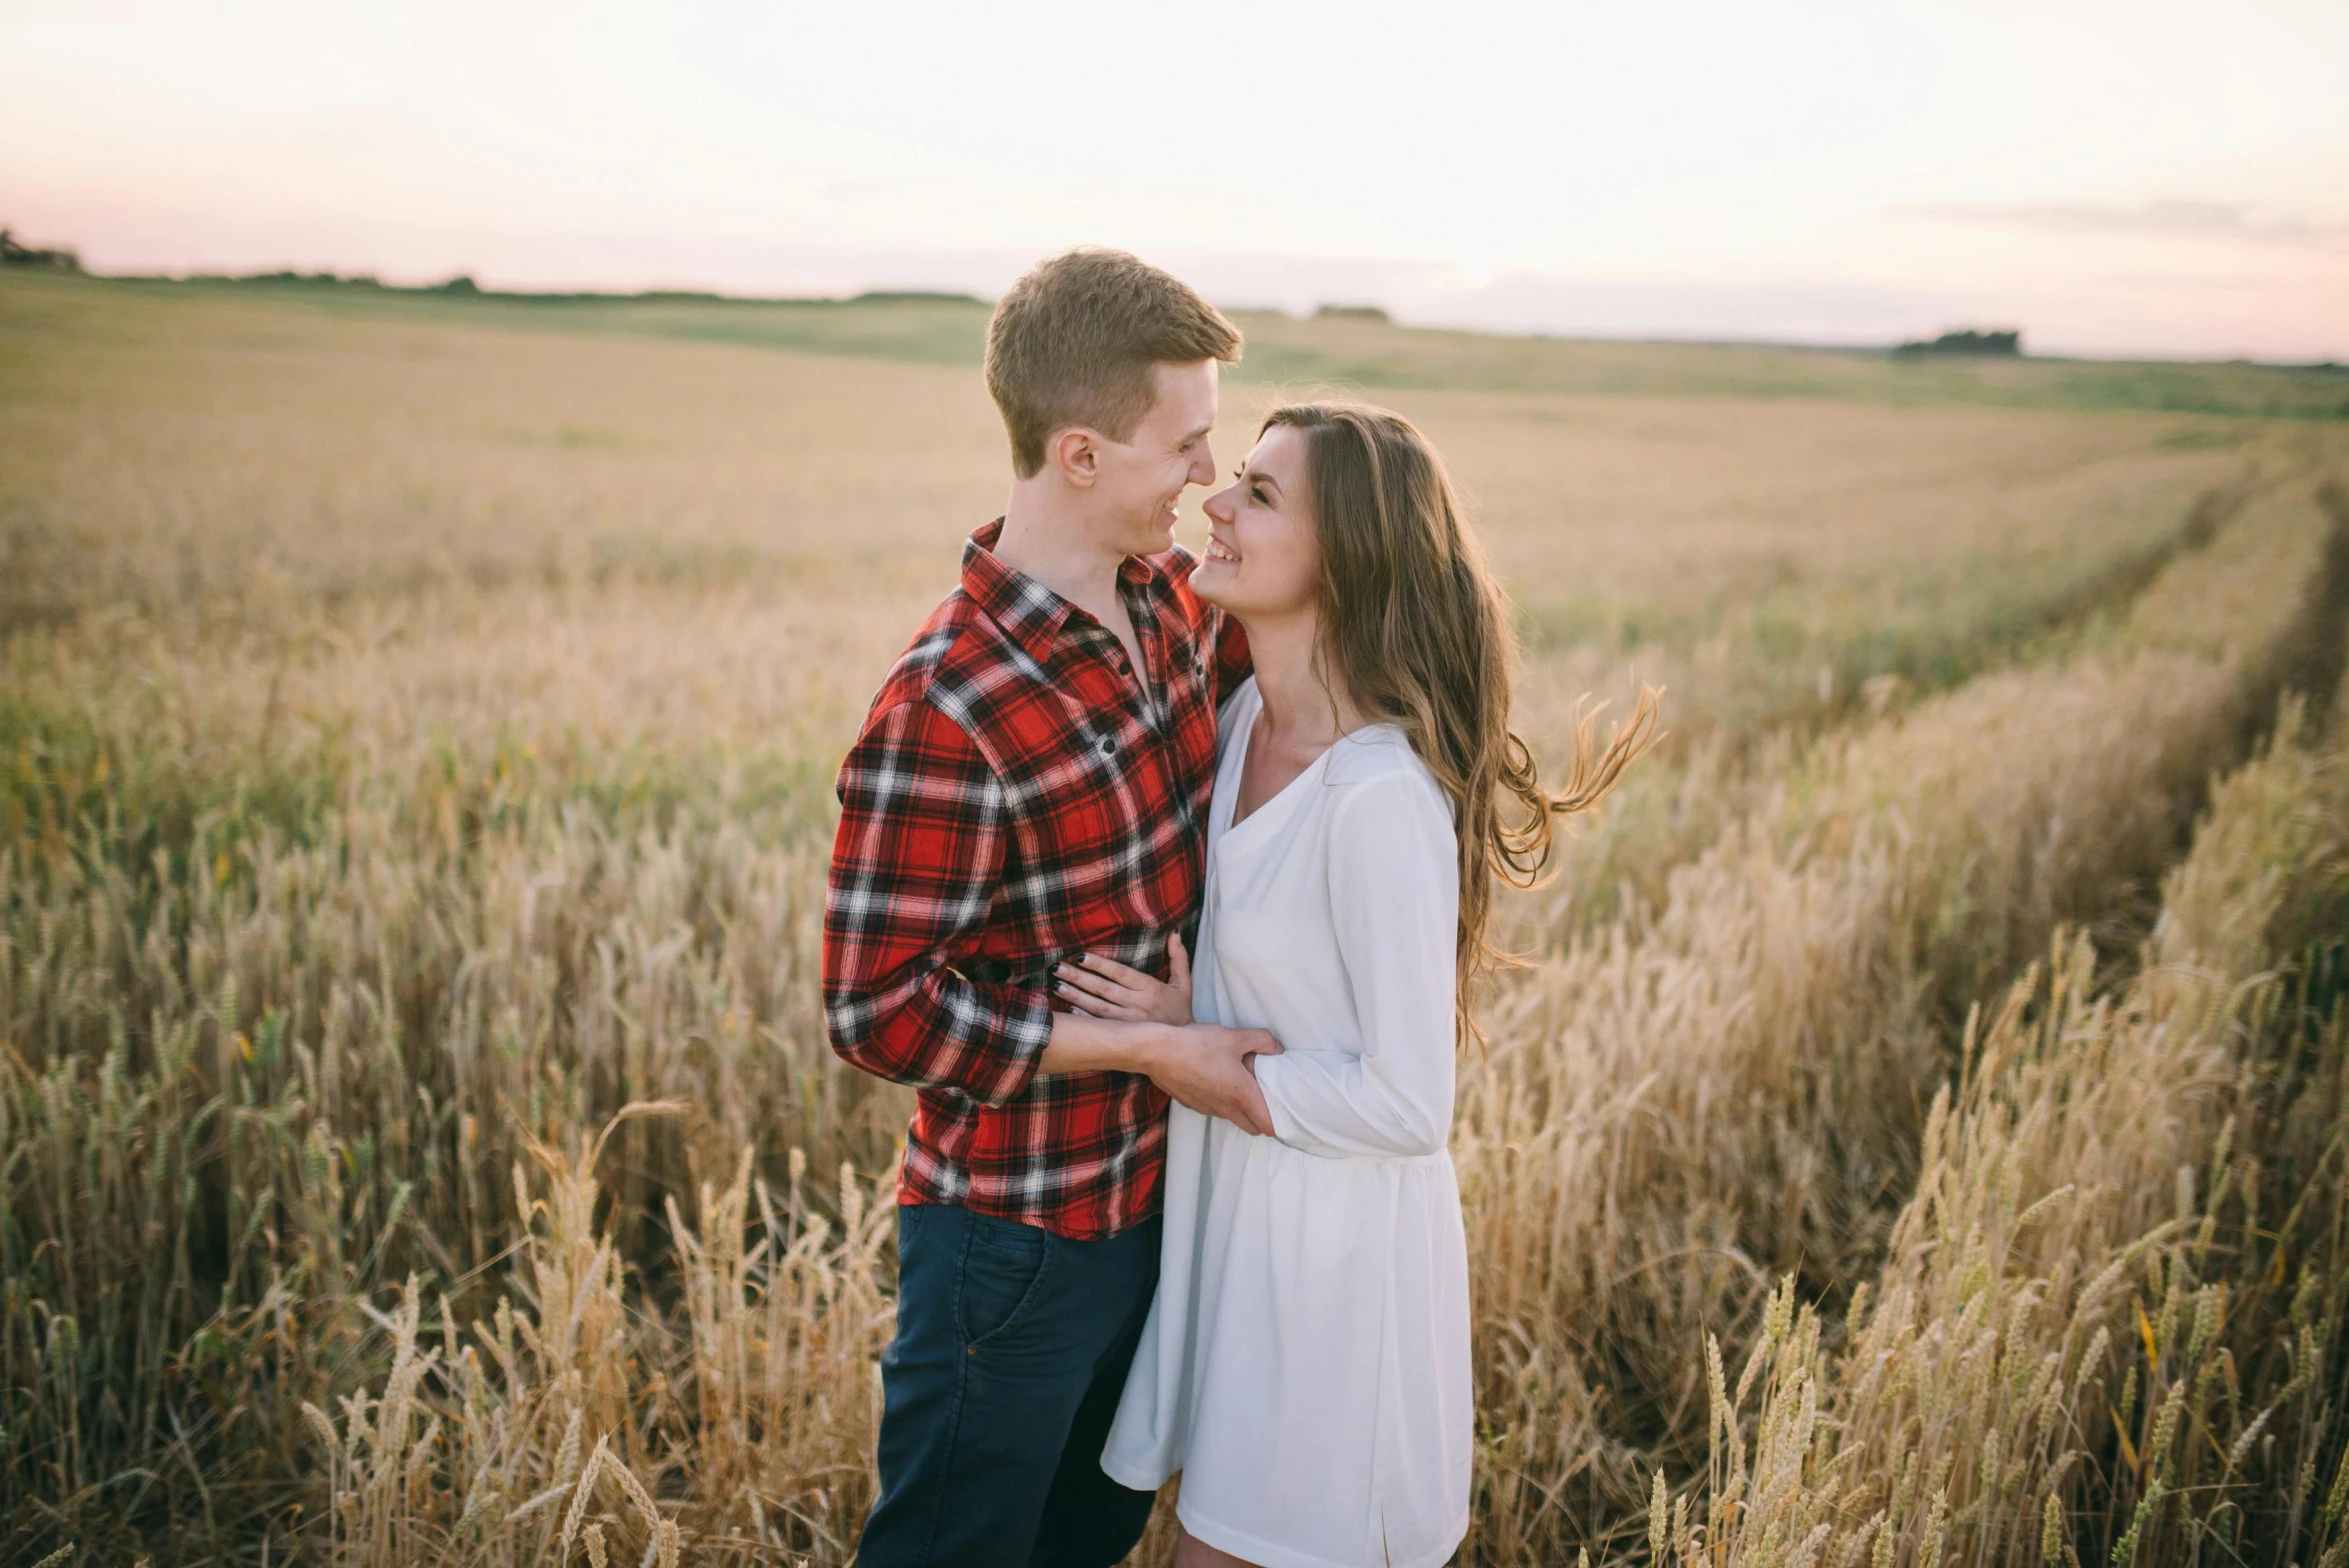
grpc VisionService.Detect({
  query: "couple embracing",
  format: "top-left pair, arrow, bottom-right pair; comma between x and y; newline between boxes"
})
824,249 -> 1653,1568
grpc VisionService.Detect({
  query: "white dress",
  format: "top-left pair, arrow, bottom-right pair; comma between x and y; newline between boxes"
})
1101,678 -> 1473,1568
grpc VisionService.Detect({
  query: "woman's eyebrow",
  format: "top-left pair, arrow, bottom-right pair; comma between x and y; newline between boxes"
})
1245,468 -> 1282,495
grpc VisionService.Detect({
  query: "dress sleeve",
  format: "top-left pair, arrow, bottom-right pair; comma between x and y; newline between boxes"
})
1251,771 -> 1460,1158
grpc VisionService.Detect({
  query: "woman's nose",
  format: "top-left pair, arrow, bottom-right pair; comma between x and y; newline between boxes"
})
1202,484 -> 1236,522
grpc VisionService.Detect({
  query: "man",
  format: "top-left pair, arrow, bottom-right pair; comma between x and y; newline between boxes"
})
824,248 -> 1277,1567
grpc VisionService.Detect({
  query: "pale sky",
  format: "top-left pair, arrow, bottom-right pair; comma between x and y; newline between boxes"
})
5,0 -> 2345,360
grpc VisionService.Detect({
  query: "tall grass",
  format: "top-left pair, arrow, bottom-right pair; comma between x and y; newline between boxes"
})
271,474 -> 2343,1568
299,1123 -> 896,1566
1456,477 -> 2347,1562
4,277 -> 2346,1565
1658,568 -> 2349,1568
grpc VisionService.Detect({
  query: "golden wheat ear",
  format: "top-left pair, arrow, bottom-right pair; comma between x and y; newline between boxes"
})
1550,682 -> 1667,816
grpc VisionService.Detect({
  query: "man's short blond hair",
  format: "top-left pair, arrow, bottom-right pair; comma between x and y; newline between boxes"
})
985,249 -> 1242,478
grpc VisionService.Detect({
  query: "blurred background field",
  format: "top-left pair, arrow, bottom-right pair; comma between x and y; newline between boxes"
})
4,270 -> 2347,1566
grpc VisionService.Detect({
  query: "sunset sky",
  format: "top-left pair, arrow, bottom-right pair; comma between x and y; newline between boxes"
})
5,0 -> 2345,360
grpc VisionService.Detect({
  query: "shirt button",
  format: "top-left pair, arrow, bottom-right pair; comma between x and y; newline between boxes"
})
1099,739 -> 1116,756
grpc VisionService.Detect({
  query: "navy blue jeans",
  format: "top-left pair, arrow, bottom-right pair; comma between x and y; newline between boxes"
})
856,1203 -> 1162,1567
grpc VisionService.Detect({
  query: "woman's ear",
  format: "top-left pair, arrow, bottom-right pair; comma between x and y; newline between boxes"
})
1050,427 -> 1100,489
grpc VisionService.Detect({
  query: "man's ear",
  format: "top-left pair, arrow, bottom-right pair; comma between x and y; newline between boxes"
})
1050,426 -> 1100,489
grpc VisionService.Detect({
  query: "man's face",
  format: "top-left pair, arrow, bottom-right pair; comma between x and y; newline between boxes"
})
1088,360 -> 1220,557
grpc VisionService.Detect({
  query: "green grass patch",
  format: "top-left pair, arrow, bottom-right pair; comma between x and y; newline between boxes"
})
15,270 -> 2344,421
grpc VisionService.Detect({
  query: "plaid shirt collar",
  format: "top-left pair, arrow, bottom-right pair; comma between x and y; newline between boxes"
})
961,518 -> 1176,669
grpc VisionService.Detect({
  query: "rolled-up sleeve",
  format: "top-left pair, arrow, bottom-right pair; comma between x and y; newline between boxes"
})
822,695 -> 1053,1105
1252,773 -> 1460,1158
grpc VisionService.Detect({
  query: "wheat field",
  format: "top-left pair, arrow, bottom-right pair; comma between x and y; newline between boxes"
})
2,270 -> 2345,1566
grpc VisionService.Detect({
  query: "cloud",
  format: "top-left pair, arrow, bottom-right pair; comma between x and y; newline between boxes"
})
1896,200 -> 2349,251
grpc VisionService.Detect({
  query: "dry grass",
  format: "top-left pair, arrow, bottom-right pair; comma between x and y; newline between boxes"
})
2,273 -> 2346,1565
1455,477 -> 2346,1563
1665,629 -> 2349,1568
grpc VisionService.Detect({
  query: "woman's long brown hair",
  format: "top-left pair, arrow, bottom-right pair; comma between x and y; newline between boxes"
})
1263,402 -> 1662,1046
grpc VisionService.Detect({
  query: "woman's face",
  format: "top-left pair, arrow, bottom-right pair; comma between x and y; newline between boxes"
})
1193,424 -> 1318,622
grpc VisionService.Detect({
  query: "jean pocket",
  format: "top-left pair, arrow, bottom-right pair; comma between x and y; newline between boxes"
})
955,1214 -> 1051,1349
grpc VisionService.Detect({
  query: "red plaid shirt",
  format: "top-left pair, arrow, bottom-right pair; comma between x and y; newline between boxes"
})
824,520 -> 1249,1239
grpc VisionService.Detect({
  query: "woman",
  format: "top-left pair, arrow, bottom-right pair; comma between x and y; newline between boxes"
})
1054,402 -> 1659,1568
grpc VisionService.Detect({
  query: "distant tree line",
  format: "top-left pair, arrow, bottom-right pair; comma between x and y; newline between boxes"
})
0,228 -> 82,271
8,251 -> 993,311
1896,327 -> 2023,358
